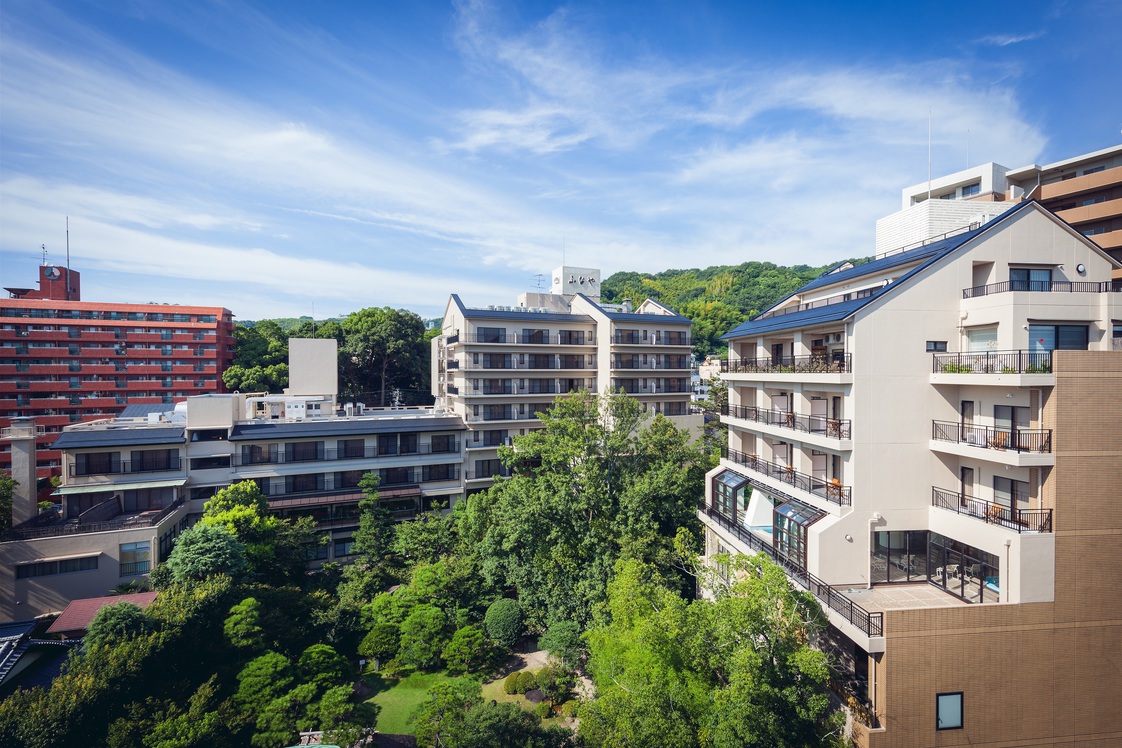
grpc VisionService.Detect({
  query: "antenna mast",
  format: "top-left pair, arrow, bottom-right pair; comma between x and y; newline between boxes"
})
927,110 -> 932,202
66,216 -> 72,301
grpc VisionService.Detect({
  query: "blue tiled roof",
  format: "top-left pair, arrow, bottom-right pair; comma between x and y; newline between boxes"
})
52,427 -> 185,450
722,200 -> 1033,340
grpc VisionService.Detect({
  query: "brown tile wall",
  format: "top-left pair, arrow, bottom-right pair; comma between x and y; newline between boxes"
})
861,351 -> 1122,748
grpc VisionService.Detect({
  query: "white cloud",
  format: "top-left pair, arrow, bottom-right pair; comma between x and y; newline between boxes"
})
975,31 -> 1045,46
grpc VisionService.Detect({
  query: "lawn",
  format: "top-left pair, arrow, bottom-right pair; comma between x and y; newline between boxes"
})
366,670 -> 461,735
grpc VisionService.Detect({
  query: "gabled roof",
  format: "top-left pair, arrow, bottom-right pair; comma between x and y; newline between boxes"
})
723,200 -> 1039,340
51,426 -> 185,450
45,592 -> 159,637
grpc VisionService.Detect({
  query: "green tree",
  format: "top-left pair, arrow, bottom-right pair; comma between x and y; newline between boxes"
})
358,622 -> 400,670
392,505 -> 458,564
397,604 -> 447,669
84,601 -> 153,650
0,471 -> 16,534
537,620 -> 585,669
341,306 -> 429,406
235,652 -> 295,719
463,392 -> 705,628
164,523 -> 249,583
224,596 -> 266,651
297,644 -> 350,690
441,625 -> 489,674
413,679 -> 573,748
483,598 -> 523,648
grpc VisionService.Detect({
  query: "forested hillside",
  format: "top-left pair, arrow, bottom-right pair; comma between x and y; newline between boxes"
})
601,259 -> 869,357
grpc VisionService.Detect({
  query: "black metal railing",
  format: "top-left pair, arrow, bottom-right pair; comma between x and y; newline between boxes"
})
723,404 -> 852,439
720,354 -> 852,375
70,457 -> 183,477
963,280 -> 1119,299
700,503 -> 883,637
234,442 -> 459,467
722,446 -> 851,505
932,421 -> 1052,453
932,350 -> 1051,374
2,498 -> 186,541
931,487 -> 1053,533
119,560 -> 151,577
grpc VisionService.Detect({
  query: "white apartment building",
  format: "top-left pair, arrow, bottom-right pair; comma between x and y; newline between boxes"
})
432,266 -> 701,491
704,201 -> 1122,746
1,341 -> 466,621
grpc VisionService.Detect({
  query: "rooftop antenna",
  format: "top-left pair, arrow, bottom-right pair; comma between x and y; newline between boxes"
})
966,129 -> 970,169
311,302 -> 316,338
532,273 -> 546,292
66,216 -> 72,301
562,236 -> 566,267
40,244 -> 49,266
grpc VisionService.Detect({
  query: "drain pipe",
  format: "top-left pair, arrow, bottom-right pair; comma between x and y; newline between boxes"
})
1003,539 -> 1011,603
867,513 -> 882,589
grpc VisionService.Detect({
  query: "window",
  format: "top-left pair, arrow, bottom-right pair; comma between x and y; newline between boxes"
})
334,537 -> 356,557
16,556 -> 98,579
190,429 -> 227,442
926,341 -> 948,352
431,434 -> 455,453
76,451 -> 120,476
377,434 -> 398,456
773,500 -> 826,572
190,456 -> 231,470
712,470 -> 750,521
285,441 -> 324,463
522,328 -> 549,344
477,326 -> 505,343
338,438 -> 365,459
1010,267 -> 1052,291
119,542 -> 151,577
936,692 -> 963,730
336,470 -> 365,489
1028,324 -> 1089,353
286,473 -> 324,493
961,182 -> 980,197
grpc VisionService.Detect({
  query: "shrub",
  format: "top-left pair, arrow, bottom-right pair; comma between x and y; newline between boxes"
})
484,598 -> 523,648
538,620 -> 585,669
516,670 -> 537,693
503,672 -> 521,695
441,625 -> 488,675
560,700 -> 579,719
534,701 -> 552,719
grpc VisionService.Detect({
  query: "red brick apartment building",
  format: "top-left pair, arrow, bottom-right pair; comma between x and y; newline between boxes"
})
2,265 -> 234,482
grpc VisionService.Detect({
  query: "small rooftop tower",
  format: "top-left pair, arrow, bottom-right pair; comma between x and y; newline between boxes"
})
551,266 -> 601,302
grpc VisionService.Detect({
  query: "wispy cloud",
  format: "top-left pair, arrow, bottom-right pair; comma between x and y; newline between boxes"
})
975,31 -> 1045,46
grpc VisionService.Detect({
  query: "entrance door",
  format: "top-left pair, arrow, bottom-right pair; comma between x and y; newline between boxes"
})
960,466 -> 974,505
960,400 -> 974,442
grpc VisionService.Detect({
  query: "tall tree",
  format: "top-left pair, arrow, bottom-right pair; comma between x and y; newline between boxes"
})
0,471 -> 16,534
462,391 -> 705,628
341,307 -> 428,406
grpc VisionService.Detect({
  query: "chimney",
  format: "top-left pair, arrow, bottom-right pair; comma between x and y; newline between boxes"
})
3,417 -> 40,525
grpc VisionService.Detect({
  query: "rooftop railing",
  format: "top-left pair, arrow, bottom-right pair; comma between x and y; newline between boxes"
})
931,487 -> 1052,533
699,503 -> 882,637
963,280 -> 1120,299
723,404 -> 852,439
932,421 -> 1052,453
932,350 -> 1051,374
2,498 -> 186,541
720,354 -> 852,375
722,446 -> 851,506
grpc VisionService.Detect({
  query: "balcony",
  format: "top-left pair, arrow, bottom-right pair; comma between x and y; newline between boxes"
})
721,354 -> 852,377
1,498 -> 186,541
69,457 -> 182,477
699,503 -> 883,638
963,279 -> 1119,299
234,442 -> 460,467
932,421 -> 1051,453
723,404 -> 852,440
722,446 -> 851,506
932,349 -> 1050,374
931,487 -> 1052,533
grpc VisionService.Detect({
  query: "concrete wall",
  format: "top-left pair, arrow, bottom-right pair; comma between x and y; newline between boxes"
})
288,338 -> 339,398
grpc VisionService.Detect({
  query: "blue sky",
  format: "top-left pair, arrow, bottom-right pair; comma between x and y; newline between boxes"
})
2,0 -> 1119,321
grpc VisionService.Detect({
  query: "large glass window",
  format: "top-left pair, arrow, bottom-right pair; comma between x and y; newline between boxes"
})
870,531 -> 929,583
928,533 -> 999,603
338,438 -> 365,459
119,542 -> 151,577
1029,324 -> 1089,353
712,470 -> 750,522
285,441 -> 324,463
477,327 -> 505,343
773,500 -> 825,571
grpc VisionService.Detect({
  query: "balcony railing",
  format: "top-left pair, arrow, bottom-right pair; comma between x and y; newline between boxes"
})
700,503 -> 883,637
235,442 -> 460,467
119,560 -> 151,577
70,457 -> 182,477
722,446 -> 851,506
932,421 -> 1052,453
931,487 -> 1053,533
720,354 -> 852,375
963,280 -> 1119,299
722,404 -> 852,439
932,350 -> 1051,374
2,498 -> 186,541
